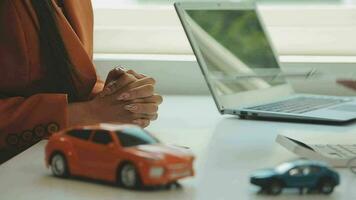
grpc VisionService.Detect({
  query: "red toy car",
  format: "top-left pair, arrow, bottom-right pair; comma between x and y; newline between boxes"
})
45,124 -> 195,188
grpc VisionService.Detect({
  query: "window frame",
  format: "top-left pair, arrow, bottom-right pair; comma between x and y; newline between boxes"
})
66,129 -> 92,141
91,130 -> 114,145
92,3 -> 356,56
115,128 -> 159,148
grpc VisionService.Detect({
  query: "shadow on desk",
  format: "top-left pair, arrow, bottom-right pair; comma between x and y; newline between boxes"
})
38,174 -> 183,192
190,118 -> 348,199
236,115 -> 356,126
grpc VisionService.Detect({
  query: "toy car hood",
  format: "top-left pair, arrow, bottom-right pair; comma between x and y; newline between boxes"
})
251,168 -> 276,178
126,144 -> 194,162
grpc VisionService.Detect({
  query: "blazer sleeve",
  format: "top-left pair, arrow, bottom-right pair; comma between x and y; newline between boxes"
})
61,0 -> 104,98
90,79 -> 104,99
0,94 -> 68,151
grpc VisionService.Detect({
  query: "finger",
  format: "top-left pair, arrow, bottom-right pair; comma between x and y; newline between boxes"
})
118,84 -> 154,101
130,114 -> 158,121
132,119 -> 150,128
128,113 -> 158,121
147,114 -> 158,121
124,103 -> 158,114
125,77 -> 156,90
126,69 -> 146,79
129,95 -> 163,104
103,73 -> 137,97
114,78 -> 156,100
105,67 -> 126,86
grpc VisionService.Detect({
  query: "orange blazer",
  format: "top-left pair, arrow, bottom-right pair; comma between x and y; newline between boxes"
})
0,0 -> 103,160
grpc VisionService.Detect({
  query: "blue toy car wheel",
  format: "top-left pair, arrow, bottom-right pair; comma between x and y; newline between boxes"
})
267,180 -> 283,195
317,177 -> 335,194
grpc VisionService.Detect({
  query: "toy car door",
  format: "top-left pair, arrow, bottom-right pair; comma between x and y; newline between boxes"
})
87,130 -> 120,181
300,166 -> 320,187
286,166 -> 308,187
66,129 -> 93,176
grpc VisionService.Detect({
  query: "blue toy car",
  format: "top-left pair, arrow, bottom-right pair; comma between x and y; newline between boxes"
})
250,160 -> 340,195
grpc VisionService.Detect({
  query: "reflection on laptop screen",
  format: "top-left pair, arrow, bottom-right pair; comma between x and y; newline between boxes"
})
185,9 -> 287,96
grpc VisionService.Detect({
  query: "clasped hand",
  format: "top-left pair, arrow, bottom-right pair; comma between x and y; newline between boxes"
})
69,67 -> 162,128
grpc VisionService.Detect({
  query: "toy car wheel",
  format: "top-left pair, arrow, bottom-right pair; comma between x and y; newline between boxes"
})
51,153 -> 69,178
318,179 -> 335,195
268,180 -> 283,195
118,163 -> 141,189
165,182 -> 182,190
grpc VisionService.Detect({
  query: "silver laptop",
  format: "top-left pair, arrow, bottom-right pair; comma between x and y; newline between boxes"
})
175,2 -> 356,124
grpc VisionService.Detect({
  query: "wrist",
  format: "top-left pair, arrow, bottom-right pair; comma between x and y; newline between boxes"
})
67,101 -> 97,127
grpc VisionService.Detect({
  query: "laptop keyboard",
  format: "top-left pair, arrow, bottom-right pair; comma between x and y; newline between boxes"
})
247,97 -> 351,114
311,144 -> 356,159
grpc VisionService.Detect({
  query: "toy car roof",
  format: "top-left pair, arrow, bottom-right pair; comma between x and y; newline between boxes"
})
284,159 -> 329,168
275,160 -> 329,173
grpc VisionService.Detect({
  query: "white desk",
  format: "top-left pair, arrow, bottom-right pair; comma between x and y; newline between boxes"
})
1,95 -> 356,200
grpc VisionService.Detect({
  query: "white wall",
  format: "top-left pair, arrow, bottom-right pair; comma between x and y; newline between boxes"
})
93,5 -> 356,56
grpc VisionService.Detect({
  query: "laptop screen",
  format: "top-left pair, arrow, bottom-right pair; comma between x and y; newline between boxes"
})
185,9 -> 287,97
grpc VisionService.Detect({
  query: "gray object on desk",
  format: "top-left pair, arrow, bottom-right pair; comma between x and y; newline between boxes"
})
175,1 -> 356,124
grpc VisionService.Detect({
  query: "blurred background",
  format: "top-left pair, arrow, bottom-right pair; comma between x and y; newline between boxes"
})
91,0 -> 356,96
94,0 -> 354,5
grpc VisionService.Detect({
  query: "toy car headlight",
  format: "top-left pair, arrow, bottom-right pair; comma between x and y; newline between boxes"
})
149,167 -> 165,178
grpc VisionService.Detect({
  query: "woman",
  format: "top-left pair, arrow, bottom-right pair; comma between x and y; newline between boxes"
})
0,0 -> 162,162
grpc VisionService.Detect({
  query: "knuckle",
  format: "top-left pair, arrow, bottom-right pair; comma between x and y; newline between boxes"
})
146,77 -> 156,84
108,69 -> 116,75
108,71 -> 114,77
120,74 -> 134,84
146,85 -> 154,92
138,73 -> 147,78
121,73 -> 130,80
109,68 -> 122,76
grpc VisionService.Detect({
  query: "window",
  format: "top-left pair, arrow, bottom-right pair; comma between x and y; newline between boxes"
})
302,167 -> 311,175
309,166 -> 321,174
67,129 -> 91,140
115,127 -> 159,147
300,166 -> 321,175
92,130 -> 113,145
93,0 -> 344,6
92,0 -> 356,57
289,168 -> 303,176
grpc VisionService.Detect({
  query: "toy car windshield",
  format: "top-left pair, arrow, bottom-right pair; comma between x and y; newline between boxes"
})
275,163 -> 293,173
116,127 -> 159,147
